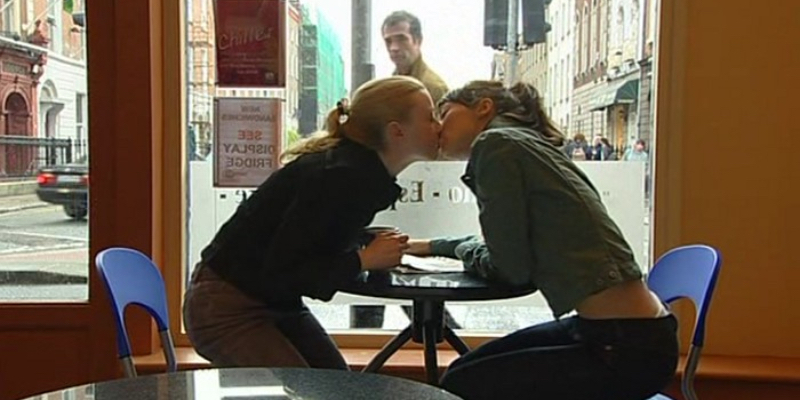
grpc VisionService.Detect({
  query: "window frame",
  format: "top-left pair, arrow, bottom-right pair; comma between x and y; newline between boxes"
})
46,0 -> 63,54
158,0 -> 683,352
2,0 -> 18,34
75,92 -> 85,158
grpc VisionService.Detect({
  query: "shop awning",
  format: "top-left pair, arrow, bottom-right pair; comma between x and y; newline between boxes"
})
590,78 -> 640,111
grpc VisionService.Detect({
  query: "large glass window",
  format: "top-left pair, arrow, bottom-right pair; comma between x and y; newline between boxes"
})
184,0 -> 657,335
0,0 -> 89,301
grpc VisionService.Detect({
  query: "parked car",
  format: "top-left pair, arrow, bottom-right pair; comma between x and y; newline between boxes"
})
35,156 -> 88,220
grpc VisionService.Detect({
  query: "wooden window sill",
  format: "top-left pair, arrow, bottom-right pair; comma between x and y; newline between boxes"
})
133,346 -> 458,382
133,347 -> 800,384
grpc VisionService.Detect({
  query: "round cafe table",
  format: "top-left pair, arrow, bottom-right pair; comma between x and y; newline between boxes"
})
20,367 -> 462,400
342,271 -> 536,385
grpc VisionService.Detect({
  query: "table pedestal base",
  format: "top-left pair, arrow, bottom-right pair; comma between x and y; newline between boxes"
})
363,299 -> 471,385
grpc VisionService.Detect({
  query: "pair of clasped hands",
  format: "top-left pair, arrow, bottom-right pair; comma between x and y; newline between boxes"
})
357,226 -> 430,271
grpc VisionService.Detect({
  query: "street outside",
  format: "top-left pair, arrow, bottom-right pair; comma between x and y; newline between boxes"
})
0,194 -> 89,301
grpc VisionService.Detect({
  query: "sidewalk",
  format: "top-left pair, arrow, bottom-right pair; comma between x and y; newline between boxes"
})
0,193 -> 50,214
0,193 -> 83,288
0,247 -> 88,284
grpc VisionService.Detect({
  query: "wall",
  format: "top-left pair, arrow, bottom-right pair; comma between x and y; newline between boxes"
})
655,0 -> 800,358
38,53 -> 87,141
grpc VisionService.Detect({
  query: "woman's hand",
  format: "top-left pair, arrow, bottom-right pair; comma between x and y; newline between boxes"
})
405,239 -> 432,256
358,232 -> 410,270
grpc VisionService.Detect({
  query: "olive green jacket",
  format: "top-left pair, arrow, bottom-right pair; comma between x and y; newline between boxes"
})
394,57 -> 449,103
431,117 -> 643,318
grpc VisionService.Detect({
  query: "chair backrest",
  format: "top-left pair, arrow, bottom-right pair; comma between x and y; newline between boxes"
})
96,247 -> 176,376
647,244 -> 721,400
647,244 -> 721,347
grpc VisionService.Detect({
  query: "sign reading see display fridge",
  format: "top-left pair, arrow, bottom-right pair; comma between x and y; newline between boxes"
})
213,98 -> 282,188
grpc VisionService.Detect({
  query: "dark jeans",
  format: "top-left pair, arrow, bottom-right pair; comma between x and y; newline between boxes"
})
183,264 -> 348,369
440,314 -> 679,400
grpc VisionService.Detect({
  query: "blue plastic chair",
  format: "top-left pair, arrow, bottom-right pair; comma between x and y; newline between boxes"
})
646,244 -> 721,400
96,247 -> 177,377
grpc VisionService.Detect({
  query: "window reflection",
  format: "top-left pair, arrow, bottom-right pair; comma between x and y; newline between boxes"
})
193,369 -> 290,400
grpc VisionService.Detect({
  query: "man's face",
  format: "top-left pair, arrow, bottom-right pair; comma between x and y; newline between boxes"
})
383,21 -> 421,71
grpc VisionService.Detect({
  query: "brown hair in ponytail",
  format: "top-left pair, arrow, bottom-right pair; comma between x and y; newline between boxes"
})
439,80 -> 565,147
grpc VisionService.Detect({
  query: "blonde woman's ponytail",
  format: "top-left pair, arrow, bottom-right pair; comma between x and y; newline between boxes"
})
280,100 -> 349,163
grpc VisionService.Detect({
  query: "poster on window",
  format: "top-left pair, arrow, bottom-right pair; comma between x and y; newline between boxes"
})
213,98 -> 282,188
214,0 -> 285,88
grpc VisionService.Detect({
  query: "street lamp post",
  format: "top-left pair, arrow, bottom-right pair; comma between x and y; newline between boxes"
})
505,0 -> 520,85
351,0 -> 373,94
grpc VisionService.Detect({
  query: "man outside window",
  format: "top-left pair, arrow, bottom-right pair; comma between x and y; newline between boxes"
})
350,10 -> 460,330
382,10 -> 449,103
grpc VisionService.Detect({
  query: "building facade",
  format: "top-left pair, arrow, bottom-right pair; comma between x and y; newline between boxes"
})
285,1 -> 301,139
514,0 -> 648,151
600,0 -> 642,152
186,0 -> 215,158
571,0 -> 610,142
545,0 -> 575,134
299,4 -> 346,136
570,0 -> 647,154
636,0 -> 658,147
515,0 -> 576,135
0,0 -> 87,176
518,43 -> 549,111
491,52 -> 509,82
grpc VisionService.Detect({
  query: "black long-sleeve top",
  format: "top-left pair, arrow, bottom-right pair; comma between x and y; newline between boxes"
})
201,138 -> 401,310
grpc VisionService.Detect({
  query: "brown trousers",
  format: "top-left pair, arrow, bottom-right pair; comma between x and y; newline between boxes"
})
183,263 -> 348,369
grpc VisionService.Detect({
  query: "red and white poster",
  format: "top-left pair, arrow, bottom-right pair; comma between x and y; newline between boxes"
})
213,98 -> 282,188
214,0 -> 285,88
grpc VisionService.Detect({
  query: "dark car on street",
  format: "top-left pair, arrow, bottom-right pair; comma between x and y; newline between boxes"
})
35,156 -> 88,220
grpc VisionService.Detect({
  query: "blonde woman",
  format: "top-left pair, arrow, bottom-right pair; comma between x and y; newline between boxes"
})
184,76 -> 442,369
